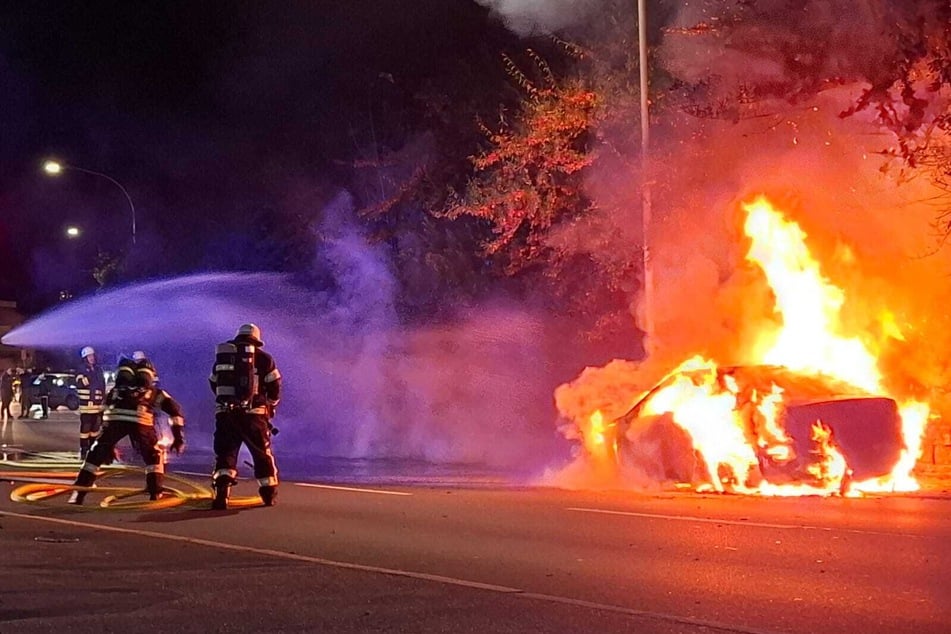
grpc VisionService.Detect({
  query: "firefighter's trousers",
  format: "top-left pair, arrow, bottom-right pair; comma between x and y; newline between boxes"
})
73,421 -> 165,500
213,411 -> 278,487
87,421 -> 162,469
79,412 -> 103,457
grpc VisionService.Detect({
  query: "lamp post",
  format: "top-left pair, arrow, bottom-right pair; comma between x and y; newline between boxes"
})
636,0 -> 653,344
43,160 -> 136,245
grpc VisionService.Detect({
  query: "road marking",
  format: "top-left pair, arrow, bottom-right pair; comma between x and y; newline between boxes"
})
566,507 -> 922,538
0,508 -> 781,634
293,482 -> 412,496
170,474 -> 414,497
515,592 -> 781,634
0,509 -> 511,592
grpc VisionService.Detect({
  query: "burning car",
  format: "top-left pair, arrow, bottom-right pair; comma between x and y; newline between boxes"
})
612,361 -> 904,495
555,196 -> 931,497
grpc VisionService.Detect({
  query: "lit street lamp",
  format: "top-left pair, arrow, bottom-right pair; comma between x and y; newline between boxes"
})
65,225 -> 81,238
43,160 -> 137,245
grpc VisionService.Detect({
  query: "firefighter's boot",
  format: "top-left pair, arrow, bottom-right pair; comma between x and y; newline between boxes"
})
146,472 -> 165,501
259,485 -> 277,507
212,477 -> 232,510
67,468 -> 97,505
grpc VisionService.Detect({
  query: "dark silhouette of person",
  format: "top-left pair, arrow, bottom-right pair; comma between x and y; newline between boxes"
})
0,368 -> 14,419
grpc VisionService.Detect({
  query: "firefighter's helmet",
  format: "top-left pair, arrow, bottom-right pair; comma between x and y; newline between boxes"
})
235,323 -> 264,346
80,346 -> 95,359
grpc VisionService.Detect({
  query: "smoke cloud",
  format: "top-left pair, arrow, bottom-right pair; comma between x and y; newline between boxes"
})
4,192 -> 567,478
549,0 -> 951,487
475,0 -> 603,35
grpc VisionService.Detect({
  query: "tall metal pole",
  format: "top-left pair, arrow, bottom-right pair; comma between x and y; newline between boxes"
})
637,0 -> 653,344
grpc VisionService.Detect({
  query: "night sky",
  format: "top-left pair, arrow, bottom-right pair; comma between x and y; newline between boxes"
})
0,1 -> 523,311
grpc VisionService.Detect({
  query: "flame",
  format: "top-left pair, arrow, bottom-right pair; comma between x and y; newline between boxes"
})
743,197 -> 880,391
641,358 -> 759,492
568,195 -> 930,496
879,309 -> 906,342
805,420 -> 849,490
582,410 -> 616,460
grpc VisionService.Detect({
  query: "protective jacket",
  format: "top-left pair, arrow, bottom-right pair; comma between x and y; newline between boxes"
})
103,384 -> 184,429
208,337 -> 281,416
76,362 -> 106,414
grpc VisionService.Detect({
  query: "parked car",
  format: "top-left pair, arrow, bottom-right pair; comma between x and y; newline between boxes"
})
23,372 -> 80,412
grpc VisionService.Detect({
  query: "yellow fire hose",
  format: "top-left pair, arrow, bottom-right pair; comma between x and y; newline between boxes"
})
3,453 -> 264,510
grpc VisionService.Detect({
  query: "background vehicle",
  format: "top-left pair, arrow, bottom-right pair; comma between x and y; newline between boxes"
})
23,372 -> 80,412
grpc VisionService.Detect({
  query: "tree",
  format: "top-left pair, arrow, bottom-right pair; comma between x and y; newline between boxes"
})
92,249 -> 123,288
432,49 -> 646,337
665,0 -> 951,224
442,52 -> 601,274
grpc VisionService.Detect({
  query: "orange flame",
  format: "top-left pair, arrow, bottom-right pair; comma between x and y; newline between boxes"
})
743,197 -> 880,391
567,195 -> 929,496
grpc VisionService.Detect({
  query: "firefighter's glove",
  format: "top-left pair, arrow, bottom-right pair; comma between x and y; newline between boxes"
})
170,426 -> 186,455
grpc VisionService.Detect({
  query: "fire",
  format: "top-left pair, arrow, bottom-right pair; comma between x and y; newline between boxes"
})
743,197 -> 880,391
566,195 -> 930,496
581,409 -> 618,465
742,196 -> 927,493
640,357 -> 761,493
805,421 -> 849,491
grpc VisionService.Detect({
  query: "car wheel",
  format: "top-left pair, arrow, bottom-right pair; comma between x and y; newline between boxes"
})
65,394 -> 80,411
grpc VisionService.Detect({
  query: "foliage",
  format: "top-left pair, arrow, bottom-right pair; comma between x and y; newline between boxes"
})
666,0 -> 951,224
92,249 -> 123,288
441,51 -> 601,275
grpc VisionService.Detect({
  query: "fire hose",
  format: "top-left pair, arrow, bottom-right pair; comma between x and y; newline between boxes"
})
2,451 -> 263,510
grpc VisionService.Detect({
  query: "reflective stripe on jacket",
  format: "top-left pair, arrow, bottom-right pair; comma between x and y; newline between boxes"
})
77,364 -> 106,413
103,388 -> 184,427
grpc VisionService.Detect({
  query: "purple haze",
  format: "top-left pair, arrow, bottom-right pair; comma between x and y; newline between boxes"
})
4,274 -> 567,476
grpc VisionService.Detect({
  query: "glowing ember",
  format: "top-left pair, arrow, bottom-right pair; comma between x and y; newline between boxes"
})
563,195 -> 930,496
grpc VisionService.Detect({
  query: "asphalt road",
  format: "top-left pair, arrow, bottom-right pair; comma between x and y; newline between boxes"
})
1,413 -> 949,633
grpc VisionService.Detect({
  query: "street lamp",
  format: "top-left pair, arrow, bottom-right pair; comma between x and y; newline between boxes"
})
42,160 -> 137,245
65,225 -> 81,238
636,0 -> 653,344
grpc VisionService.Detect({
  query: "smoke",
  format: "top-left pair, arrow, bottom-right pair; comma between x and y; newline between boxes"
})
547,0 -> 951,487
475,0 -> 603,35
4,192 -> 565,476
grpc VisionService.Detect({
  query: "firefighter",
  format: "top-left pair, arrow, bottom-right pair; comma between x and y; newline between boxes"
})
68,355 -> 186,505
75,346 -> 106,459
0,368 -> 14,420
17,369 -> 31,419
131,350 -> 157,387
208,323 -> 282,509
